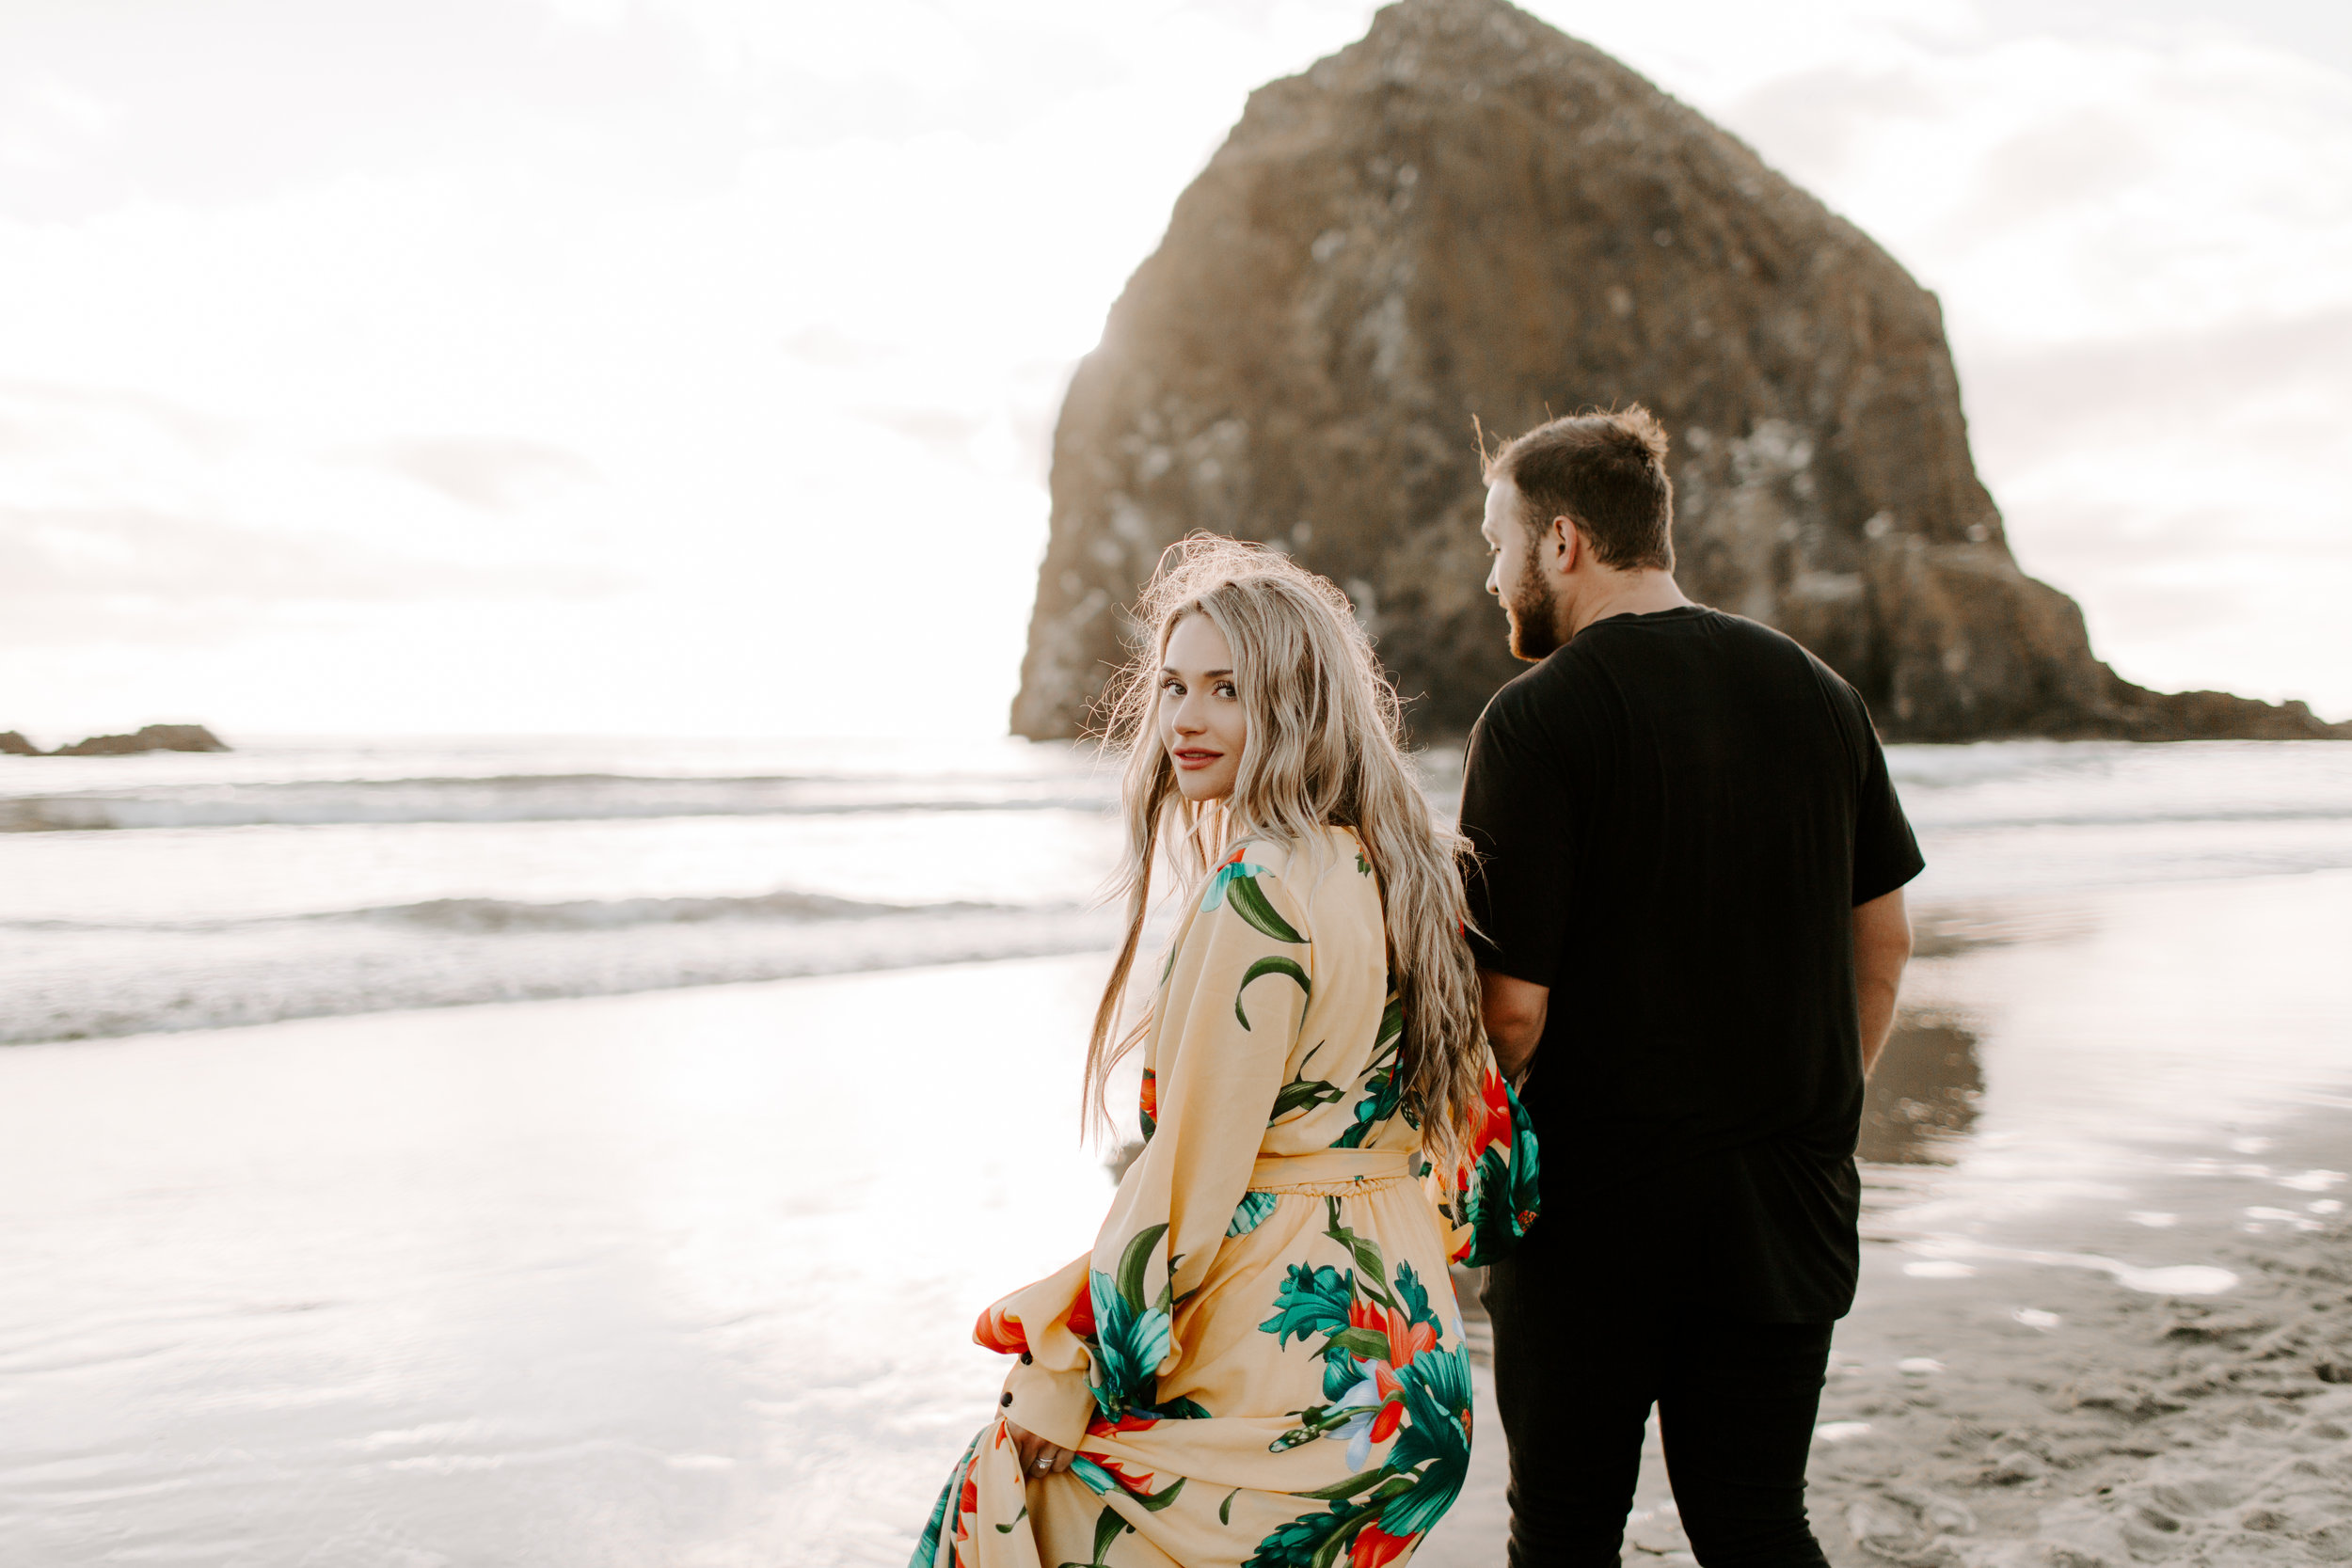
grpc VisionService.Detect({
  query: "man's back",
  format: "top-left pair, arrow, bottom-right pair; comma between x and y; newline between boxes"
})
1460,604 -> 1922,1320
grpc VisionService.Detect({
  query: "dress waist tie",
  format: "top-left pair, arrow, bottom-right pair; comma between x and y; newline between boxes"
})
1247,1148 -> 1414,1196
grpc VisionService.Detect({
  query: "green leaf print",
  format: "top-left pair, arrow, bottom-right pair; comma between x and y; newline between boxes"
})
1330,991 -> 1406,1149
1320,1199 -> 1400,1313
1289,1466 -> 1398,1502
1326,1324 -> 1391,1362
1269,1068 -> 1344,1123
1392,1260 -> 1440,1336
1114,1223 -> 1168,1311
1136,1475 -> 1186,1512
1087,1268 -> 1172,1420
1244,1256 -> 1471,1566
1377,1347 -> 1474,1537
1234,956 -> 1310,1029
1259,1261 -> 1354,1347
1243,1492 -> 1395,1568
1224,871 -> 1307,944
1270,1402 -> 1364,1452
1071,1457 -> 1184,1513
1227,1190 -> 1279,1238
1455,1082 -> 1542,1265
1055,1505 -> 1133,1568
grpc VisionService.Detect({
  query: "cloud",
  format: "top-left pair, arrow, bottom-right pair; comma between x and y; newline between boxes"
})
782,326 -> 898,369
0,504 -> 616,646
0,0 -> 709,220
0,378 -> 235,451
1960,305 -> 2352,470
858,406 -> 988,455
1726,63 -> 1949,179
1939,107 -> 2161,239
366,436 -> 600,511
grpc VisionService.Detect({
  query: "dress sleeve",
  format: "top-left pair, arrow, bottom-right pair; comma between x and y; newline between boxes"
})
975,845 -> 1309,1444
1424,1053 -> 1542,1267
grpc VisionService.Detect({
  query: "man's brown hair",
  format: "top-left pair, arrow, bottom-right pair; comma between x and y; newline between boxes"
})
1485,405 -> 1675,571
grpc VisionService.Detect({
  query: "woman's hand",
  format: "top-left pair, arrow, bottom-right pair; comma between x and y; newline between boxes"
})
1003,1417 -> 1074,1479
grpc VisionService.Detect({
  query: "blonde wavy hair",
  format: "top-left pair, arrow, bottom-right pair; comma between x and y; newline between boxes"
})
1084,535 -> 1488,1167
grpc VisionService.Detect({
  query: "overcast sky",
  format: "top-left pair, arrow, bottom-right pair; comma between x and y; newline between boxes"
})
3,0 -> 2347,741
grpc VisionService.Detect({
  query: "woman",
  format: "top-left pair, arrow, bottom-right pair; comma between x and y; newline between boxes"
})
913,538 -> 1537,1567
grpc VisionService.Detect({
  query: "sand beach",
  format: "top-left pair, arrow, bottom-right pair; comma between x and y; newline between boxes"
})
3,739 -> 2350,1564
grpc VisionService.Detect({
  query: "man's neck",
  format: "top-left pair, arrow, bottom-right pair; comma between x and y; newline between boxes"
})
1564,569 -> 1691,640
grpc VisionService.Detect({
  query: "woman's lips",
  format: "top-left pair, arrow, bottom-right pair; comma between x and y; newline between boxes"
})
1173,749 -> 1222,769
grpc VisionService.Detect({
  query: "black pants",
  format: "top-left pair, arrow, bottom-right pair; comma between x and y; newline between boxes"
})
1483,1255 -> 1835,1567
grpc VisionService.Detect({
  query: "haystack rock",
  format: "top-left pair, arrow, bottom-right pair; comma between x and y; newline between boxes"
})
1012,0 -> 2341,743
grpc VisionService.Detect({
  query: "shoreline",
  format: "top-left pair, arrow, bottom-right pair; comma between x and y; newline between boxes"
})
1419,1093 -> 2352,1567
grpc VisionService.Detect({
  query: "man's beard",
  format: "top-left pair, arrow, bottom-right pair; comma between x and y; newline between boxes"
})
1504,549 -> 1563,661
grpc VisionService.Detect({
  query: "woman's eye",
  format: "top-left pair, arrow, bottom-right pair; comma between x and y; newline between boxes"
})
1215,682 -> 1236,699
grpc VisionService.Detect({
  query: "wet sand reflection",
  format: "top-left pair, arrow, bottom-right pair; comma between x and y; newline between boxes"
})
1858,1013 -> 1985,1164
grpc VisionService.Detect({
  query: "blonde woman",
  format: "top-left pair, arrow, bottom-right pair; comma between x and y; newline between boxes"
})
912,539 -> 1537,1568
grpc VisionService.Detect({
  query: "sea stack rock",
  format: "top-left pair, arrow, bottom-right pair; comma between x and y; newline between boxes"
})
1012,0 -> 2340,742
49,724 -> 230,757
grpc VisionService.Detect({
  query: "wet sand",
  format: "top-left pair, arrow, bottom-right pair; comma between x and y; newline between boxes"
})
1419,869 -> 2352,1567
1422,1176 -> 2352,1566
0,868 -> 2345,1565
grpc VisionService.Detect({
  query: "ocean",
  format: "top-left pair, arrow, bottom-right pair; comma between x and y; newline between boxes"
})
1,736 -> 2349,1564
7,736 -> 2352,1049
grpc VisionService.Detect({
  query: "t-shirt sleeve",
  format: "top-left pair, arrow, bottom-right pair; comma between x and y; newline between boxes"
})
1456,695 -> 1574,986
1846,689 -> 1925,906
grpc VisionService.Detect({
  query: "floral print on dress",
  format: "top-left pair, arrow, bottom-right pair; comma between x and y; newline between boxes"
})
912,827 -> 1536,1566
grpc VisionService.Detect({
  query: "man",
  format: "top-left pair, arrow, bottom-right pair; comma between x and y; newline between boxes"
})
1458,406 -> 1920,1567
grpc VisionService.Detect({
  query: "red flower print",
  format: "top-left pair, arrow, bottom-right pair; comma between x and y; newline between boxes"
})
1087,1411 -> 1162,1439
1368,1375 -> 1406,1444
1138,1069 -> 1158,1127
1348,1299 -> 1435,1370
1351,1522 -> 1418,1568
1091,1451 -> 1166,1496
973,1301 -> 1028,1355
953,1464 -> 979,1545
1475,1068 -> 1514,1151
1066,1286 -> 1096,1340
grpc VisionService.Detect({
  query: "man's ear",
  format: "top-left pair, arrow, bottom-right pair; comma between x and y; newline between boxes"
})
1549,515 -> 1581,571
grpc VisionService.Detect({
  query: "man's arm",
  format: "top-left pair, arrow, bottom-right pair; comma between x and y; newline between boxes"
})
1479,968 -> 1549,1085
1852,887 -> 1912,1076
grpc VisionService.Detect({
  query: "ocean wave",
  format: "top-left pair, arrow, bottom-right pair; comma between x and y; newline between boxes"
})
0,903 -> 1121,1046
0,773 -> 1114,832
0,888 -> 1028,936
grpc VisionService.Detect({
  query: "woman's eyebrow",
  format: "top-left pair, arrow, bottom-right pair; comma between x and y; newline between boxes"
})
1159,668 -> 1235,679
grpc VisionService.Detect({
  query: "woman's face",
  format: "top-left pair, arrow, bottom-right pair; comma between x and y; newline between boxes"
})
1159,612 -> 1247,803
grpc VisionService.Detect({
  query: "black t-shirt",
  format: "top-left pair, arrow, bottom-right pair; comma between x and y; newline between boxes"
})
1459,604 -> 1923,1322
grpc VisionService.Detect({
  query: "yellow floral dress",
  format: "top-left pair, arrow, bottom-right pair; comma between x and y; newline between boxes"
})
913,825 -> 1538,1568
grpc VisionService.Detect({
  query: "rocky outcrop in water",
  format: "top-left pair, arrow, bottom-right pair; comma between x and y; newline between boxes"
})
32,724 -> 230,757
1011,0 -> 2342,743
0,732 -> 38,756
